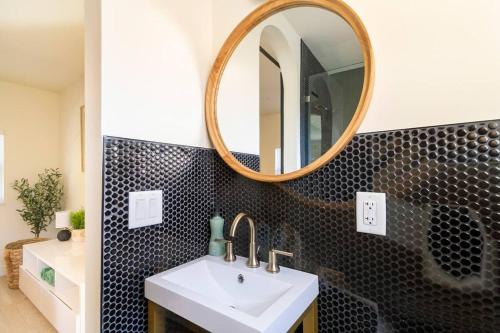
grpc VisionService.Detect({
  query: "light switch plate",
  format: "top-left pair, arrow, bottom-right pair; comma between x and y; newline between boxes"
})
356,192 -> 386,236
129,190 -> 163,229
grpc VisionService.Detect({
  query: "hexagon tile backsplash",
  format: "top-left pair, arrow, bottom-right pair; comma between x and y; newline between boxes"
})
102,120 -> 500,333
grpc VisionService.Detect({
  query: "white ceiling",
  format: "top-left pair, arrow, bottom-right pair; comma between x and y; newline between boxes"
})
0,0 -> 84,91
283,7 -> 363,71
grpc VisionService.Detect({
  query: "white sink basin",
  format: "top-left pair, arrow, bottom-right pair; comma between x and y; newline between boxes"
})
145,255 -> 318,333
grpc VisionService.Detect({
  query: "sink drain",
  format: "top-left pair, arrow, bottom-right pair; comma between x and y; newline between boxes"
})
237,274 -> 244,283
229,305 -> 237,309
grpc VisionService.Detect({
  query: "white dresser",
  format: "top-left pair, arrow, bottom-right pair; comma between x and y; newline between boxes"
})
19,239 -> 85,333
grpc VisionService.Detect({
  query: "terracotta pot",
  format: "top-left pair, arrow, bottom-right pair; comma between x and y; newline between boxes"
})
71,229 -> 85,242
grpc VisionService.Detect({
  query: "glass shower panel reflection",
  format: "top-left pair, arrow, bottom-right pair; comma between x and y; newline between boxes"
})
304,67 -> 364,165
306,72 -> 333,164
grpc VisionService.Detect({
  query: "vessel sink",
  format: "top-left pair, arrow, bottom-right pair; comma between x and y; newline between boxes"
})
145,255 -> 318,333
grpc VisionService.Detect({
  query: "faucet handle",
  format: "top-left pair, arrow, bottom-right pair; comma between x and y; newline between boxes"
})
215,239 -> 236,262
266,249 -> 293,273
273,249 -> 293,257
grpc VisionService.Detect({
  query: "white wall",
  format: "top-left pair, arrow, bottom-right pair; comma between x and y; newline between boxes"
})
0,78 -> 84,277
348,0 -> 500,132
0,134 -> 4,204
60,78 -> 85,211
214,0 -> 500,133
0,81 -> 60,276
84,0 -> 101,332
100,0 -> 213,148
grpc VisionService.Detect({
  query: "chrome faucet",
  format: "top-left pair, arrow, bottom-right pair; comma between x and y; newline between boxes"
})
223,212 -> 260,268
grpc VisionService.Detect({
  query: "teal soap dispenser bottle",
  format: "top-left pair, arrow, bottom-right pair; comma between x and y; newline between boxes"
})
209,212 -> 226,256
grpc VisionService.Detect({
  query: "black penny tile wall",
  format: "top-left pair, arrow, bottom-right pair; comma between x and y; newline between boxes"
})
233,151 -> 260,172
101,119 -> 500,333
101,138 -> 213,333
214,119 -> 500,333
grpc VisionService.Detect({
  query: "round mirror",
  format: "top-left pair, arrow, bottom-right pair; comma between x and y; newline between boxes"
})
206,0 -> 374,182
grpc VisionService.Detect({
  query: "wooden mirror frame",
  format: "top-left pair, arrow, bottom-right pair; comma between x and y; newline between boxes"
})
205,0 -> 374,182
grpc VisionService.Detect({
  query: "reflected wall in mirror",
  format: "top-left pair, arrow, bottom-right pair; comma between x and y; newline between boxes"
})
207,0 -> 374,182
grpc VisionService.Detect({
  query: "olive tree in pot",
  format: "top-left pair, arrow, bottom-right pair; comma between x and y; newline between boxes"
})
12,168 -> 64,238
3,169 -> 63,289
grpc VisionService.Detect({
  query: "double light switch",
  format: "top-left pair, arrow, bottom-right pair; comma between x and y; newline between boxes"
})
129,190 -> 163,229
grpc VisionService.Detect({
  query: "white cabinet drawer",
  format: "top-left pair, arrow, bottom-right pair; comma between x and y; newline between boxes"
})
22,249 -> 38,277
19,267 -> 41,308
39,284 -> 78,333
19,266 -> 79,333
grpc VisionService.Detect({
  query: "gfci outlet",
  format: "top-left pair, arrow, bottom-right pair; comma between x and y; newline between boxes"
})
356,192 -> 386,236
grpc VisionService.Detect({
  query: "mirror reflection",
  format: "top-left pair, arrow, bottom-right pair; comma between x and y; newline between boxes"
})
218,6 -> 364,174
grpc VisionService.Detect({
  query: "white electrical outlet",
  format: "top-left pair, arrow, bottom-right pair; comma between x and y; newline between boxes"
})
129,190 -> 163,229
356,192 -> 386,235
363,200 -> 376,225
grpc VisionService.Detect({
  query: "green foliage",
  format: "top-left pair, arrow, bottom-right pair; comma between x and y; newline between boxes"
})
70,208 -> 85,230
12,169 -> 64,238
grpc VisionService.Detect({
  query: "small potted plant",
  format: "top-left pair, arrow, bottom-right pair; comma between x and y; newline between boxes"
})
70,208 -> 85,242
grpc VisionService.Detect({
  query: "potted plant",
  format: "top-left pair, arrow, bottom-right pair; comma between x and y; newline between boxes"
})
12,168 -> 64,237
70,208 -> 85,242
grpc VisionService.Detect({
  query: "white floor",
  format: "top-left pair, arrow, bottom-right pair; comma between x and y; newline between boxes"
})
0,276 -> 56,333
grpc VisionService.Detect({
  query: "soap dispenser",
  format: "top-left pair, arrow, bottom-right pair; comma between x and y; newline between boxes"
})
209,212 -> 226,256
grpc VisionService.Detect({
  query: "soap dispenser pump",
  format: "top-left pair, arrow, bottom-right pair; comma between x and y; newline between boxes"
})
209,211 -> 226,256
